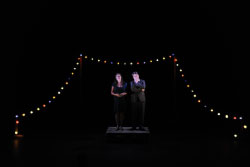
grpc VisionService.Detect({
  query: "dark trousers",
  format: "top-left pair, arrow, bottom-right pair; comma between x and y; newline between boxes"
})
131,100 -> 145,128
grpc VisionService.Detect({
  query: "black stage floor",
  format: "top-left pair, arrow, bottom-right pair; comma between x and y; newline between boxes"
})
7,127 -> 250,167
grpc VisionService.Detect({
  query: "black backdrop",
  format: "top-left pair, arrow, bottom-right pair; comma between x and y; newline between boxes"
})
10,1 -> 245,137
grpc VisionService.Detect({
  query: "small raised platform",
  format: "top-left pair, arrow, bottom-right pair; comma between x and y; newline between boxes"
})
105,127 -> 150,143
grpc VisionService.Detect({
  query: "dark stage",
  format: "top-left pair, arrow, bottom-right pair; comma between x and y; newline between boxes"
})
5,1 -> 248,167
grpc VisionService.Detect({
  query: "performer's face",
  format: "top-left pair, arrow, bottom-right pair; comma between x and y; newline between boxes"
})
116,74 -> 122,82
132,74 -> 139,81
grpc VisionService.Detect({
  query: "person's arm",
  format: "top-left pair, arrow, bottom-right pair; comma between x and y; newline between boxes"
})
141,80 -> 146,92
111,86 -> 120,97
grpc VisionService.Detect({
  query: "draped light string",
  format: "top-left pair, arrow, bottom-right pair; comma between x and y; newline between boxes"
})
14,56 -> 82,137
15,52 -> 247,139
82,55 -> 167,65
171,54 -> 248,139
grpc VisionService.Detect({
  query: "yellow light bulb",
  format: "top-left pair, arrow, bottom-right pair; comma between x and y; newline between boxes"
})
210,109 -> 214,112
244,125 -> 247,129
22,113 -> 25,117
30,111 -> 34,114
225,115 -> 229,118
15,131 -> 18,135
187,85 -> 190,88
163,57 -> 166,60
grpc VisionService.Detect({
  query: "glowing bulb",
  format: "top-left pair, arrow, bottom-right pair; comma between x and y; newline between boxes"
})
61,87 -> 64,90
179,69 -> 182,72
187,85 -> 190,88
71,72 -> 74,75
65,82 -> 69,85
84,56 -> 87,59
98,59 -> 100,62
53,96 -> 56,99
78,57 -> 81,60
48,100 -> 52,103
110,62 -> 113,64
239,117 -> 243,120
193,94 -> 197,98
76,62 -> 79,65
243,125 -> 247,129
204,105 -> 207,108
191,90 -> 194,93
176,64 -> 179,66
80,53 -> 82,57
169,55 -> 172,58
217,113 -> 220,116
150,60 -> 153,63
130,62 -> 133,65
37,107 -> 40,111
91,58 -> 94,61
234,134 -> 238,138
15,115 -> 19,118
58,91 -> 61,95
43,104 -> 46,108
117,62 -> 120,65
30,111 -> 33,114
163,57 -> 166,60
15,131 -> 18,135
73,67 -> 76,70
174,58 -> 178,62
143,62 -> 146,64
22,113 -> 25,117
181,74 -> 184,77
156,59 -> 159,62
16,120 -> 19,124
124,62 -> 126,65
197,99 -> 201,103
210,109 -> 214,112
104,60 -> 107,63
137,62 -> 139,64
225,115 -> 229,118
233,117 -> 237,120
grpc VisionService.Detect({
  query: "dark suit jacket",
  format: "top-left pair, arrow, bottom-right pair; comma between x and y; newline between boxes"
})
130,80 -> 146,102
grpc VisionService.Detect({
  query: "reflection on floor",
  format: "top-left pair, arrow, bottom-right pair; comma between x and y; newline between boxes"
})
8,128 -> 250,167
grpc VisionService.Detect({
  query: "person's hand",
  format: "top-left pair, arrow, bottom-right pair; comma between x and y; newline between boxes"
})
115,94 -> 121,97
120,92 -> 127,96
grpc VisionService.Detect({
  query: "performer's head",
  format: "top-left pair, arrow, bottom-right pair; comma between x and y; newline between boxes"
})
132,71 -> 139,81
114,73 -> 123,85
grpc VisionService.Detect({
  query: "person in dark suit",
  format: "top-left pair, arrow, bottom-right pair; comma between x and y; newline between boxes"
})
130,71 -> 146,130
111,73 -> 127,130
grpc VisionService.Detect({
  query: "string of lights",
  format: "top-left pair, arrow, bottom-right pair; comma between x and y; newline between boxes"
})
14,55 -> 83,137
14,53 -> 247,139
